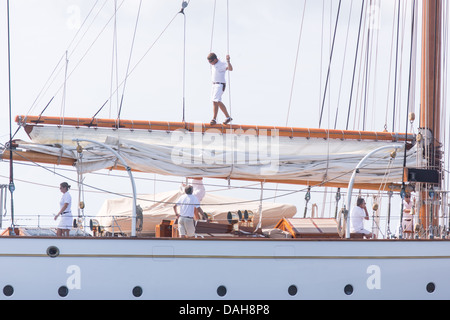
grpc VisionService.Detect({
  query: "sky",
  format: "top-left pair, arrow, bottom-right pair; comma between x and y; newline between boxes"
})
0,0 -> 447,236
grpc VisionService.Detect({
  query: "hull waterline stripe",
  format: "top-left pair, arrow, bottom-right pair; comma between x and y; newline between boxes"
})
0,253 -> 450,260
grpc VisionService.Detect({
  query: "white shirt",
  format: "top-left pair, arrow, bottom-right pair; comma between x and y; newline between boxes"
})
350,206 -> 366,232
60,192 -> 72,216
176,194 -> 200,218
211,60 -> 228,83
403,198 -> 414,218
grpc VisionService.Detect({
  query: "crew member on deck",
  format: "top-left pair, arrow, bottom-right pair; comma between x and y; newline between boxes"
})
350,197 -> 373,239
180,178 -> 207,220
207,53 -> 233,125
54,182 -> 73,237
402,193 -> 416,238
173,185 -> 205,238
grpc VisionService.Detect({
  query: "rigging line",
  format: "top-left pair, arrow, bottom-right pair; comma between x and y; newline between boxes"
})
27,0 -> 106,116
369,0 -> 381,131
11,95 -> 55,142
209,0 -> 216,52
334,0 -> 354,129
36,97 -> 55,124
9,160 -> 312,194
318,0 -> 325,123
401,0 -> 417,177
65,0 -> 104,55
400,0 -> 416,230
286,0 -> 307,126
6,0 -> 15,229
117,0 -> 143,124
318,0 -> 342,128
181,1 -> 188,122
105,11 -> 182,113
391,0 -> 401,132
396,3 -> 409,132
36,0 -> 127,118
6,152 -> 401,209
431,0 -> 439,168
110,0 -> 120,119
365,1 -> 381,131
363,0 -> 377,131
226,0 -> 232,118
384,0 -> 398,131
345,0 -> 365,130
9,149 -> 310,206
68,0 -> 121,66
89,100 -> 109,126
362,11 -> 370,131
226,0 -> 230,55
59,52 -> 69,148
353,4 -> 371,132
26,54 -> 66,117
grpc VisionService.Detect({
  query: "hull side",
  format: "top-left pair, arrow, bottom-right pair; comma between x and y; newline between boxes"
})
0,237 -> 449,300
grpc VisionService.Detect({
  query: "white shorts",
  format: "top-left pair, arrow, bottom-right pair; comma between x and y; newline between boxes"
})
211,83 -> 225,102
402,218 -> 414,232
178,216 -> 195,237
58,214 -> 73,230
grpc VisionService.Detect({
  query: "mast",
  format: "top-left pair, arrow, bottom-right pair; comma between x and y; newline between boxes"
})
419,0 -> 443,237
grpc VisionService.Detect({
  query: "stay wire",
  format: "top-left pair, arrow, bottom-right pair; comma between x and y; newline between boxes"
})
226,0 -> 232,118
399,0 -> 416,238
6,0 -> 15,229
286,0 -> 307,126
210,0 -> 216,52
117,0 -> 143,125
318,0 -> 342,128
180,1 -> 189,122
391,0 -> 401,132
334,0 -> 354,129
345,0 -> 365,130
27,0 -> 105,116
9,142 -> 403,208
90,5 -> 184,121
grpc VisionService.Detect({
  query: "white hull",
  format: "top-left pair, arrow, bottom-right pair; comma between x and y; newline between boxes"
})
1,237 -> 449,300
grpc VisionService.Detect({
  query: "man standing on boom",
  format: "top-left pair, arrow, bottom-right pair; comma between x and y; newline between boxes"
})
207,53 -> 233,125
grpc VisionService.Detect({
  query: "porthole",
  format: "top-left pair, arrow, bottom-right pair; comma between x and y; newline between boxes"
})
47,246 -> 60,258
344,284 -> 354,295
217,285 -> 227,297
3,285 -> 13,297
288,285 -> 298,296
426,282 -> 436,293
133,286 -> 143,297
58,285 -> 69,297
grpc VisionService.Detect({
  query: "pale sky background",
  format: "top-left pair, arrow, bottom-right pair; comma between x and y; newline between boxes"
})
0,0 -> 448,236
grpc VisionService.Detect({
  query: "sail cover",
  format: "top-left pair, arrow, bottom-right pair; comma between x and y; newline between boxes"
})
8,117 -> 417,189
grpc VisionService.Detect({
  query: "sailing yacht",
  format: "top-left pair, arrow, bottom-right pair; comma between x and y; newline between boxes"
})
0,0 -> 449,300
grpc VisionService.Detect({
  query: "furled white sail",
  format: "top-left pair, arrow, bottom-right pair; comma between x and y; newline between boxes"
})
11,122 -> 416,188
